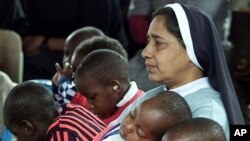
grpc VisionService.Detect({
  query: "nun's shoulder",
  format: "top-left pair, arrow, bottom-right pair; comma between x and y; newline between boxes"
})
185,88 -> 221,100
184,87 -> 224,109
134,85 -> 165,106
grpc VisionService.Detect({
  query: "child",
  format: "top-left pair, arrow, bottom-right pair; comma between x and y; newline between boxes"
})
75,49 -> 143,125
93,90 -> 192,141
62,26 -> 105,65
162,117 -> 226,141
53,36 -> 128,112
71,36 -> 128,71
52,26 -> 105,110
3,81 -> 106,141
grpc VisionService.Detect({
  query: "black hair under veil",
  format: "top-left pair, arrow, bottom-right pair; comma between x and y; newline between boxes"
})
165,3 -> 244,124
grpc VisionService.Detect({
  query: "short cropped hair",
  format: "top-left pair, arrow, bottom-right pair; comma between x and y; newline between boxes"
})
75,49 -> 129,84
66,26 -> 105,46
162,117 -> 226,141
3,82 -> 58,127
74,36 -> 128,61
146,90 -> 192,140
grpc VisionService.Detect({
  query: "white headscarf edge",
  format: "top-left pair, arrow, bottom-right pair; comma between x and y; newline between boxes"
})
164,3 -> 203,70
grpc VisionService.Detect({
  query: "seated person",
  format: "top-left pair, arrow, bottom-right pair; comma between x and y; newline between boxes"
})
227,5 -> 250,123
0,71 -> 17,141
54,36 -> 128,112
74,49 -> 143,125
111,4 -> 244,141
162,117 -> 226,141
3,82 -> 107,141
69,36 -> 130,110
52,26 -> 105,110
93,90 -> 192,141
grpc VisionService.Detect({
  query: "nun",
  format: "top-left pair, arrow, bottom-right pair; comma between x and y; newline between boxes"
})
110,3 -> 244,141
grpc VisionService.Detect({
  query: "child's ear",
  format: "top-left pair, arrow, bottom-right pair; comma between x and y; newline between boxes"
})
21,120 -> 35,136
110,80 -> 121,93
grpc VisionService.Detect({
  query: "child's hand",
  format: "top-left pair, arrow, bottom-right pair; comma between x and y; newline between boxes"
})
52,71 -> 59,86
62,62 -> 74,78
52,62 -> 74,86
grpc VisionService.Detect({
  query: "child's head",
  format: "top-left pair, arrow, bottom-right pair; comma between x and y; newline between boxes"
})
71,36 -> 128,72
75,49 -> 129,119
120,91 -> 192,141
161,117 -> 226,141
63,26 -> 105,64
3,81 -> 59,141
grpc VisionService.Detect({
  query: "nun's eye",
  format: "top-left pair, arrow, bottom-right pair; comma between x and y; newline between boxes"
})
155,40 -> 164,46
155,41 -> 161,46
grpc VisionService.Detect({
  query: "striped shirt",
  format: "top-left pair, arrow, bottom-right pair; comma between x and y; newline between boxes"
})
46,104 -> 107,141
93,124 -> 121,141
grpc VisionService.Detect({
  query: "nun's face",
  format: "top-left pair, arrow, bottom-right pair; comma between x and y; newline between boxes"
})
142,15 -> 190,88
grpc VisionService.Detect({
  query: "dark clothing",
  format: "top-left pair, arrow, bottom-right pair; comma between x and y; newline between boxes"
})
0,0 -> 27,34
20,0 -> 128,80
22,0 -> 127,44
0,0 -> 15,28
23,48 -> 63,80
179,4 -> 244,124
228,11 -> 250,124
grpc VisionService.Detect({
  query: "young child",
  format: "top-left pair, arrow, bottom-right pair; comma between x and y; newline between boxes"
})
54,36 -> 129,112
75,49 -> 143,125
93,90 -> 192,141
161,117 -> 226,141
3,81 -> 107,141
62,26 -> 105,65
52,26 -> 105,110
71,36 -> 128,71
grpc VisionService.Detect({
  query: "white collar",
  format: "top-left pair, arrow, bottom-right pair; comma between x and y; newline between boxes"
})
164,77 -> 211,97
116,81 -> 138,107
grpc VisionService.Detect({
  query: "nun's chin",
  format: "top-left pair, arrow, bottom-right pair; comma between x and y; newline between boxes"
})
148,74 -> 163,84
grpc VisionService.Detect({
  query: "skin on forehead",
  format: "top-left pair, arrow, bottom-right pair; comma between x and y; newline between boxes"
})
137,99 -> 169,133
120,97 -> 171,141
75,72 -> 117,119
142,15 -> 192,89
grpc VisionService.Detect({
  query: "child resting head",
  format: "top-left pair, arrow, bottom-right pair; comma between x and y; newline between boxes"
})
120,90 -> 192,141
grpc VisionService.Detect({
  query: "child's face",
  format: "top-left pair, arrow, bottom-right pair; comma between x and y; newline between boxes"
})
120,101 -> 165,141
75,73 -> 118,119
71,52 -> 83,73
63,38 -> 79,65
63,42 -> 75,65
5,120 -> 44,141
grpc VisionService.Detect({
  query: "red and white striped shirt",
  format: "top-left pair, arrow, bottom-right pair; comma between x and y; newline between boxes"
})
46,104 -> 107,141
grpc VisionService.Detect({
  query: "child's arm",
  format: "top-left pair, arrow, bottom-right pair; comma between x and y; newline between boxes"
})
52,62 -> 73,86
54,77 -> 77,109
52,62 -> 76,109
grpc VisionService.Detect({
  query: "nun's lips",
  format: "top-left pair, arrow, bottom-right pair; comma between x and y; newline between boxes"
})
145,63 -> 156,71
